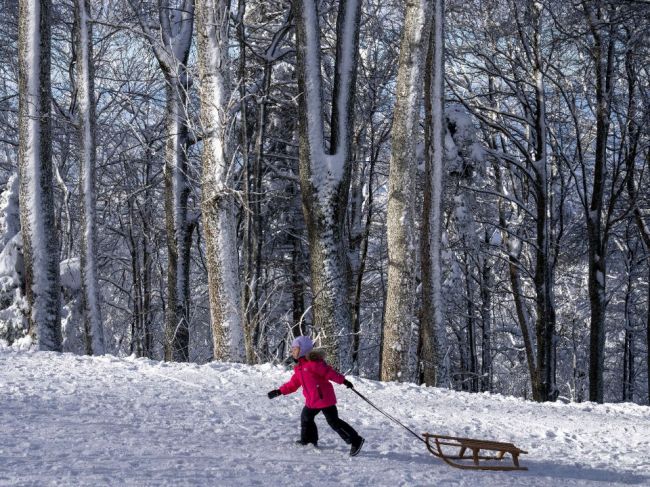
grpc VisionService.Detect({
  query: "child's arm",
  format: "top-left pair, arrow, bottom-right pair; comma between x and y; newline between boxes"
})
278,370 -> 301,395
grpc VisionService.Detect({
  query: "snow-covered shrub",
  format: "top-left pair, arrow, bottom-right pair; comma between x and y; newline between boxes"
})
0,175 -> 27,346
445,105 -> 485,178
60,258 -> 84,354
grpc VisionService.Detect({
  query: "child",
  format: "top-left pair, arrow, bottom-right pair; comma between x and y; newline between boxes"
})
267,336 -> 365,456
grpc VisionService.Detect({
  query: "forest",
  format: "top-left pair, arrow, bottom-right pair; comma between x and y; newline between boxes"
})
0,0 -> 648,406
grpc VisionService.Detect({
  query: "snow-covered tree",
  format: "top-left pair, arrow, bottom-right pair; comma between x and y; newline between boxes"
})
18,0 -> 61,351
1,0 -> 648,405
196,0 -> 245,362
74,0 -> 105,355
420,0 -> 448,387
381,0 -> 432,382
292,0 -> 362,370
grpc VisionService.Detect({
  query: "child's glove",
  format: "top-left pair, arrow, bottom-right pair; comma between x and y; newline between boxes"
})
343,380 -> 354,389
267,389 -> 282,399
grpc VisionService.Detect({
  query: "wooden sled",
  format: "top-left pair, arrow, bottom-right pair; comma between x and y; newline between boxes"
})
422,433 -> 528,471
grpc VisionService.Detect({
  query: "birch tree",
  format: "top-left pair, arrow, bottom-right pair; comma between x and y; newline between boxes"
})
292,0 -> 362,370
74,0 -> 105,355
18,0 -> 61,351
196,0 -> 245,362
381,0 -> 433,381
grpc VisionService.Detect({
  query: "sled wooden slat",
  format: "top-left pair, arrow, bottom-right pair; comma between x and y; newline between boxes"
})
422,433 -> 528,471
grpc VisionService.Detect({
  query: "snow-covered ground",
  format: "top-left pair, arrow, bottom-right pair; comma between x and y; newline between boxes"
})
1,350 -> 649,486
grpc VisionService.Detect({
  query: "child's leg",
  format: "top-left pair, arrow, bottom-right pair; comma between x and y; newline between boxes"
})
321,406 -> 361,444
300,406 -> 320,444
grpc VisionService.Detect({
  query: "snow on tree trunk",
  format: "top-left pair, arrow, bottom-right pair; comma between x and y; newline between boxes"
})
74,0 -> 105,355
292,0 -> 361,370
381,0 -> 432,382
420,0 -> 448,387
196,0 -> 245,362
17,0 -> 61,351
162,76 -> 193,362
160,1 -> 194,363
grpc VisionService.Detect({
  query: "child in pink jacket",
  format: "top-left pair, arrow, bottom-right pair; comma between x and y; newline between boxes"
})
267,336 -> 365,456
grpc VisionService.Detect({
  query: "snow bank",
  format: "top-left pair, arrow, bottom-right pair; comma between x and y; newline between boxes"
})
0,350 -> 648,486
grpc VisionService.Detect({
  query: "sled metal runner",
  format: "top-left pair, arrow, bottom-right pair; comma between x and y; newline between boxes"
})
422,433 -> 528,471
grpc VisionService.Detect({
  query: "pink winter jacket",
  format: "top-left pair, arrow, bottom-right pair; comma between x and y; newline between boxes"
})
279,352 -> 346,409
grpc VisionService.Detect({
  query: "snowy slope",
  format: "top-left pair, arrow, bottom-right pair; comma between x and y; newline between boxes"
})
1,350 -> 649,486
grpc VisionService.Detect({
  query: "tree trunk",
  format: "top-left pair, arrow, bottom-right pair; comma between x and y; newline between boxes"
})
622,257 -> 634,402
453,326 -> 469,391
292,0 -> 361,370
493,156 -> 540,398
162,76 -> 193,362
141,152 -> 155,358
351,134 -> 379,370
622,32 -> 648,406
148,1 -> 195,362
18,0 -> 62,351
74,0 -> 105,355
381,0 -> 432,382
486,71 -> 540,399
196,0 -> 245,362
479,247 -> 492,392
127,207 -> 143,356
464,251 -> 478,392
237,0 -> 257,365
584,1 -> 614,403
142,203 -> 154,358
530,0 -> 557,401
420,0 -> 447,387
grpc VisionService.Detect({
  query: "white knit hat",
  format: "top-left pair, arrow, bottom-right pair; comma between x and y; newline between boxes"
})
291,336 -> 314,357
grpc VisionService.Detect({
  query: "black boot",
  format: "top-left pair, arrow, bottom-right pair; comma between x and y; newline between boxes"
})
350,437 -> 365,457
295,440 -> 318,447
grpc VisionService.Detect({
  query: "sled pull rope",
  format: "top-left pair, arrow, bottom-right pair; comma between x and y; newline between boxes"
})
350,389 -> 426,444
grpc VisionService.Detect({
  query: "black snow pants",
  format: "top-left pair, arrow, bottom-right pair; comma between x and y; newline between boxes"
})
300,405 -> 361,445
